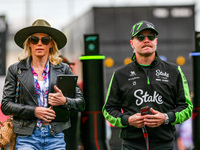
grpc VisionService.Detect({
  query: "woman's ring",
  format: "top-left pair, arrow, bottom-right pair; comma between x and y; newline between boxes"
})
46,116 -> 49,120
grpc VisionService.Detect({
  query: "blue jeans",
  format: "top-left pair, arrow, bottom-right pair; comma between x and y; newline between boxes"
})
16,125 -> 66,150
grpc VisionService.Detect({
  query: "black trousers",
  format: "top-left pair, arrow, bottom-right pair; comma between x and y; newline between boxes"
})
121,140 -> 174,150
121,144 -> 140,150
121,144 -> 174,150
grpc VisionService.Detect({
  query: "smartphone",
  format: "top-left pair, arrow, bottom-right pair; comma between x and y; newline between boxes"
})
141,106 -> 149,116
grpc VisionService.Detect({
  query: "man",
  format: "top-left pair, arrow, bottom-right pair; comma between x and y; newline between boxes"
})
102,20 -> 193,150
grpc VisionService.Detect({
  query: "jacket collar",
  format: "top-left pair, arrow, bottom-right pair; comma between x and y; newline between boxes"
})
16,57 -> 65,105
131,51 -> 161,67
17,57 -> 32,69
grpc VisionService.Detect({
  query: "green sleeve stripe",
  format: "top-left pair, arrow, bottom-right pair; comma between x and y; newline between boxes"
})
172,66 -> 193,125
102,72 -> 126,128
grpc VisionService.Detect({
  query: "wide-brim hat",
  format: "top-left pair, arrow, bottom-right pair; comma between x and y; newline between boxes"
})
14,19 -> 67,50
131,20 -> 159,37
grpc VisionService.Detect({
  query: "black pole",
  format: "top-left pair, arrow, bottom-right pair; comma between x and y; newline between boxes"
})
80,34 -> 108,150
0,15 -> 7,76
192,32 -> 200,150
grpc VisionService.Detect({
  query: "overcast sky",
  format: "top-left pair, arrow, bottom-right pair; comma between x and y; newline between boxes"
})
0,0 -> 199,33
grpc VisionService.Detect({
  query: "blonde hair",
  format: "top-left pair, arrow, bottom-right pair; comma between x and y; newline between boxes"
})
18,37 -> 62,65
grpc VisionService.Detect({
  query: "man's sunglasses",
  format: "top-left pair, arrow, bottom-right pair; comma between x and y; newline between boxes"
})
135,34 -> 156,41
29,36 -> 52,45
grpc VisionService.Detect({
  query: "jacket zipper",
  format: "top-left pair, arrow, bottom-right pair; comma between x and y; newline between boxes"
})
144,67 -> 150,85
147,76 -> 150,85
137,62 -> 151,85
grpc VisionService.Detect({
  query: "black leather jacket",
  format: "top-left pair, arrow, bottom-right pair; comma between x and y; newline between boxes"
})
1,57 -> 85,136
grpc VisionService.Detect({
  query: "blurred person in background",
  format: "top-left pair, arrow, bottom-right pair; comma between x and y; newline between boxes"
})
177,117 -> 194,150
60,55 -> 80,150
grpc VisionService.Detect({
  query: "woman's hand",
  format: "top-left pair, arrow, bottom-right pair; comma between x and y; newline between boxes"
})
48,85 -> 67,106
34,106 -> 56,122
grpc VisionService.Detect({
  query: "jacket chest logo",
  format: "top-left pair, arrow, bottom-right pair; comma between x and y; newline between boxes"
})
134,89 -> 163,106
128,71 -> 140,86
155,69 -> 169,82
130,71 -> 136,76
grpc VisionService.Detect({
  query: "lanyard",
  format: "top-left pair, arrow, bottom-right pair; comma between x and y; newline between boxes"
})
142,126 -> 149,150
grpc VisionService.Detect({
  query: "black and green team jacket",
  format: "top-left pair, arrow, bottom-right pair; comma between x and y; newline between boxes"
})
103,53 -> 193,148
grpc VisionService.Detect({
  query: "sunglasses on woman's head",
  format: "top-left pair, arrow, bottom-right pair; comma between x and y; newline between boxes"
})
135,34 -> 156,41
29,36 -> 52,45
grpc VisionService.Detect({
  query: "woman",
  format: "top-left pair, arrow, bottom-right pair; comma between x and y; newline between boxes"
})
1,19 -> 85,150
